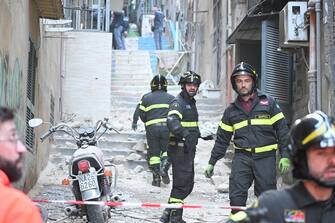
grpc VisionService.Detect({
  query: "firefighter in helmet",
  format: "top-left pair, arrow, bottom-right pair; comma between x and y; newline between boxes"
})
205,62 -> 290,213
160,71 -> 213,223
136,74 -> 174,187
228,111 -> 335,222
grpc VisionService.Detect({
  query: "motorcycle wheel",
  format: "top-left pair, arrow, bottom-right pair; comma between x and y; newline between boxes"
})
86,198 -> 107,223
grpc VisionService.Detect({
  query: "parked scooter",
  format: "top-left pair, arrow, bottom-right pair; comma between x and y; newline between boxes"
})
29,118 -> 120,223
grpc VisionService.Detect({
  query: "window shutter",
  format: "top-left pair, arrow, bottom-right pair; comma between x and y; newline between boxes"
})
261,19 -> 292,122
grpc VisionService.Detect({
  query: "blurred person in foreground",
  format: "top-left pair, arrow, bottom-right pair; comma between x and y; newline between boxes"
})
228,111 -> 335,223
0,107 -> 43,223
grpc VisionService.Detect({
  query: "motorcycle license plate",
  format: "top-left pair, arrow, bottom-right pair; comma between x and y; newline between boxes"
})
77,172 -> 98,191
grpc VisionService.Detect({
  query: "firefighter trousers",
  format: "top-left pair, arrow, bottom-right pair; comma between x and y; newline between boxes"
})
229,151 -> 276,210
146,125 -> 169,167
168,143 -> 195,200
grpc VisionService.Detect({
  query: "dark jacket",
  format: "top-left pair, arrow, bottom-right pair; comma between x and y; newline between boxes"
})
209,90 -> 289,165
139,90 -> 174,127
257,181 -> 335,223
111,11 -> 124,29
167,91 -> 200,143
153,10 -> 164,30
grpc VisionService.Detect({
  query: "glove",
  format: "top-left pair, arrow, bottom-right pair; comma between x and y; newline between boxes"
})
228,208 -> 270,223
131,122 -> 137,131
201,135 -> 214,141
204,164 -> 214,178
184,135 -> 197,153
279,158 -> 290,173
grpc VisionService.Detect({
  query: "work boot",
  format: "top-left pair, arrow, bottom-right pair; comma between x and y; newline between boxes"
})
169,208 -> 186,223
159,208 -> 171,223
160,157 -> 171,184
151,165 -> 161,187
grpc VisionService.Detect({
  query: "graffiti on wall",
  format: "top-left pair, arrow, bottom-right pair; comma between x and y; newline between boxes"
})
0,52 -> 24,132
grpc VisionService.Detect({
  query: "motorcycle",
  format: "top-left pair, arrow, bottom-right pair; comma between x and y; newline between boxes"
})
29,117 -> 120,223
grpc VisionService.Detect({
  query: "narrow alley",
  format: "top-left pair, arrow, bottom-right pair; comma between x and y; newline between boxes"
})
1,0 -> 335,223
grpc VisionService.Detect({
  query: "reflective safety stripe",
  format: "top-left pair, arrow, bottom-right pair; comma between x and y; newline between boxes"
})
233,120 -> 248,130
141,104 -> 170,112
181,121 -> 198,127
149,156 -> 161,165
229,211 -> 248,221
145,118 -> 166,126
161,152 -> 168,157
251,112 -> 285,125
168,110 -> 183,119
233,112 -> 285,130
270,112 -> 285,124
303,122 -> 326,145
250,119 -> 272,125
139,105 -> 146,111
168,197 -> 184,204
234,143 -> 278,153
219,121 -> 233,132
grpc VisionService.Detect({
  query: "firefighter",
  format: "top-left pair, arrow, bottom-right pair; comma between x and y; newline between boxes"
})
138,74 -> 174,187
160,71 -> 213,223
228,111 -> 335,223
204,62 -> 290,213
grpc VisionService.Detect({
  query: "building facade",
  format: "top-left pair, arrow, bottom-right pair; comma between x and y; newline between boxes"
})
172,0 -> 335,123
0,0 -> 63,190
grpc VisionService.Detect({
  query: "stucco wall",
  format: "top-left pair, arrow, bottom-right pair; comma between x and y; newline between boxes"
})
62,31 -> 113,122
0,0 -> 62,190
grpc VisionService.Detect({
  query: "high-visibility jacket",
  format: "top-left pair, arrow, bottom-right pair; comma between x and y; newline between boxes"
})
0,170 -> 43,223
209,91 -> 289,165
139,90 -> 174,127
167,91 -> 200,142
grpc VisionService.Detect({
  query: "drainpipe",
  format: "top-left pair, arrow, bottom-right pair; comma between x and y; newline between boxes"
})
315,0 -> 321,110
307,1 -> 317,112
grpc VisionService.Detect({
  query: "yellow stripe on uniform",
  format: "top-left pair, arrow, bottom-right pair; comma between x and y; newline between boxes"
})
270,112 -> 285,124
234,143 -> 278,153
219,121 -> 233,132
251,112 -> 285,125
229,211 -> 248,222
168,197 -> 184,204
251,119 -> 271,125
233,120 -> 248,130
168,110 -> 183,119
181,121 -> 198,127
139,105 -> 146,111
161,151 -> 168,157
145,118 -> 166,126
149,156 -> 161,165
144,104 -> 170,112
302,122 -> 327,145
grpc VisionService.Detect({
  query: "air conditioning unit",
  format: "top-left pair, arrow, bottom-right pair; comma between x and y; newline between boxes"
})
279,1 -> 308,48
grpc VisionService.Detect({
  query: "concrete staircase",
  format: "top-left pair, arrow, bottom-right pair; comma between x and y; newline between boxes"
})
50,35 -> 224,173
111,37 -> 224,125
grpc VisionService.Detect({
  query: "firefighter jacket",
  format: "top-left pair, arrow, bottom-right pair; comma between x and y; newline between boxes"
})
167,91 -> 200,142
256,181 -> 335,223
139,90 -> 174,127
209,90 -> 289,165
